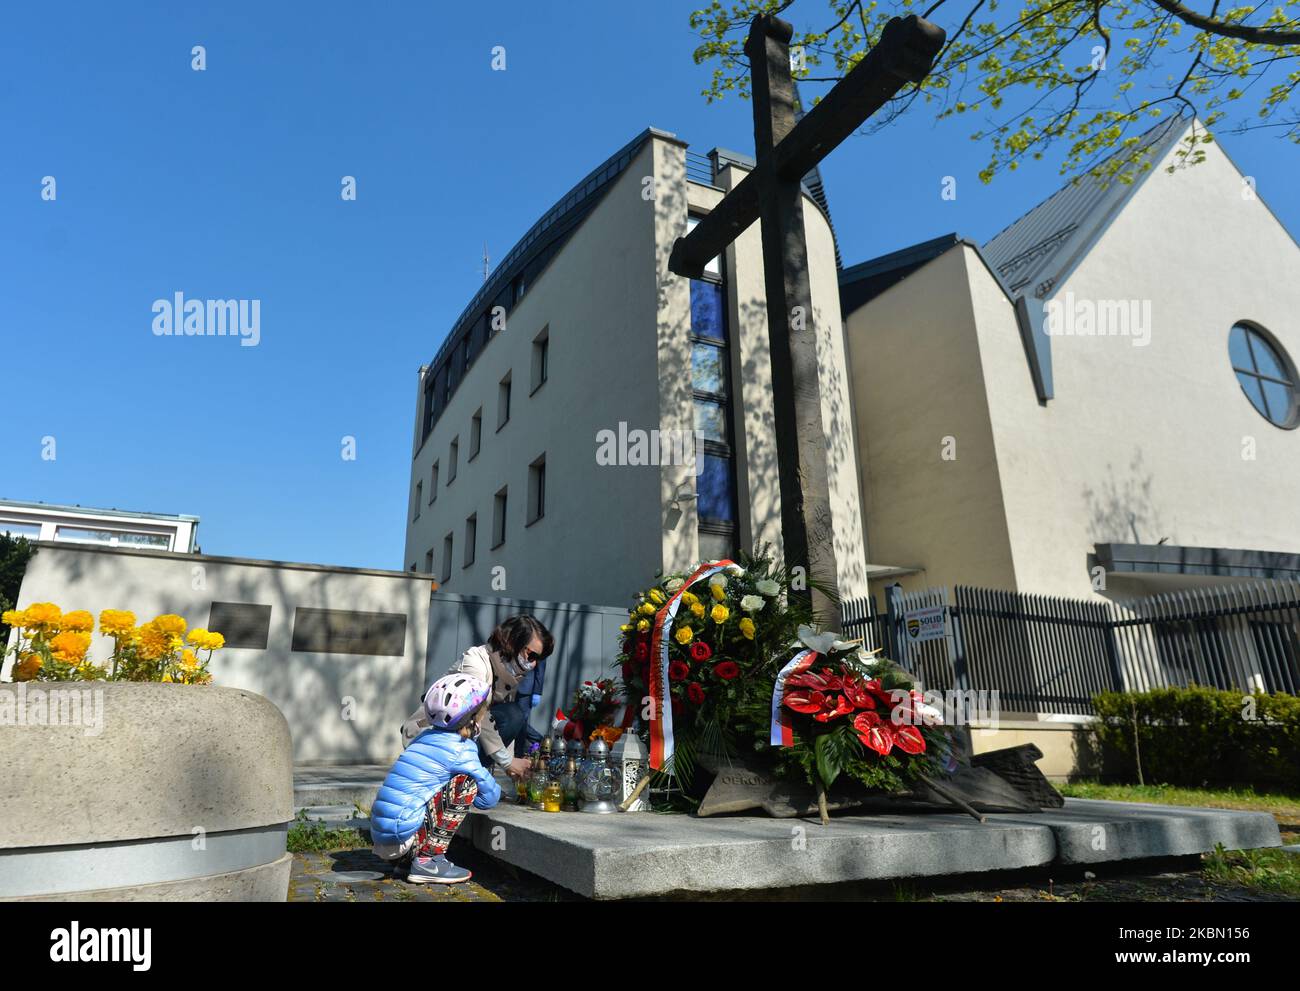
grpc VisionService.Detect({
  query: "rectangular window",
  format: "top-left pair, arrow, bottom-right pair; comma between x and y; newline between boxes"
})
0,521 -> 41,539
413,481 -> 422,520
531,327 -> 549,394
424,549 -> 434,574
441,533 -> 453,583
291,607 -> 407,657
448,438 -> 459,483
492,487 -> 508,548
429,461 -> 439,503
498,373 -> 512,430
464,514 -> 477,567
207,602 -> 272,650
527,454 -> 546,525
689,279 -> 727,342
469,409 -> 482,460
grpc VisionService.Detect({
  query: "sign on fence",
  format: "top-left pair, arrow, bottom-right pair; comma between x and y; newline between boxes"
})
904,604 -> 946,643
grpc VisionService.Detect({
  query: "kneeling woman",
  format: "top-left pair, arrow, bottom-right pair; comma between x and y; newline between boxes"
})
402,614 -> 554,781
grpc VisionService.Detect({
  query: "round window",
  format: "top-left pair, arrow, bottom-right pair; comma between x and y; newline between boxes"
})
1229,322 -> 1299,429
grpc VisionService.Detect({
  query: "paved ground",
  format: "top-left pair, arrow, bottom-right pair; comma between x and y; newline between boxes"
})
288,840 -> 579,902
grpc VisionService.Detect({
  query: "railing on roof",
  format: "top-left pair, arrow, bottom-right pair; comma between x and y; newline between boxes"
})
685,151 -> 717,186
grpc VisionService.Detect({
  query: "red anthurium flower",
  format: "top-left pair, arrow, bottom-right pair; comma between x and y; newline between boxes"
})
813,693 -> 854,723
668,660 -> 689,682
633,641 -> 650,662
782,689 -> 827,715
689,641 -> 712,662
853,710 -> 897,756
841,676 -> 877,711
687,682 -> 706,705
713,660 -> 740,680
892,723 -> 927,755
786,667 -> 842,692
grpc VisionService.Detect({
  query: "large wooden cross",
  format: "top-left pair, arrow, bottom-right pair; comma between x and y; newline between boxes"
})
670,14 -> 944,626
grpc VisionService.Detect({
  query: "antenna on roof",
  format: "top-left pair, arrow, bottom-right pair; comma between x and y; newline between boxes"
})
483,243 -> 490,283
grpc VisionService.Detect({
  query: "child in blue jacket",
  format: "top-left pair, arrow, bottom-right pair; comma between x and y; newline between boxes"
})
371,673 -> 501,884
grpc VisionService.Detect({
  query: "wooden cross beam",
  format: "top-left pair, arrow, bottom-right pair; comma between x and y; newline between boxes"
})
669,14 -> 945,626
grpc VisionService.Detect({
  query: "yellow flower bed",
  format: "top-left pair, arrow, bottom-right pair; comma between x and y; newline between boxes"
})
3,603 -> 223,685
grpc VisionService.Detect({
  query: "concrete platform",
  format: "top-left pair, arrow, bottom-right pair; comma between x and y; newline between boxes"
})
467,798 -> 1283,900
293,764 -> 387,810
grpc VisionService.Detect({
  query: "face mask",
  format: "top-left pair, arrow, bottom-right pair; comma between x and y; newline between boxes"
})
515,651 -> 537,671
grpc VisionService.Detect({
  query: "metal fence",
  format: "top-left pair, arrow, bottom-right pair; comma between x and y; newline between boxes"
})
844,579 -> 1300,715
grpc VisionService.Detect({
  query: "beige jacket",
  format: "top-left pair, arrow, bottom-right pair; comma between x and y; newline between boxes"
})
400,644 -> 522,764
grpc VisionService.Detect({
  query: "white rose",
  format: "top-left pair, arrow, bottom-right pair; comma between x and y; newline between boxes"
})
740,595 -> 765,613
756,579 -> 780,596
664,578 -> 685,593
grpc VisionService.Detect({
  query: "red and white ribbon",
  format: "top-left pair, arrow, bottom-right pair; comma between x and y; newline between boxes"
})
770,648 -> 819,746
648,559 -> 735,771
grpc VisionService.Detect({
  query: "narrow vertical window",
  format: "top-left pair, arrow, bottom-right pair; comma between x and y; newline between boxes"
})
430,461 -> 439,502
527,455 -> 546,524
470,409 -> 482,459
441,533 -> 453,583
464,514 -> 477,567
413,482 -> 422,521
498,373 -> 512,429
448,438 -> 459,482
531,327 -> 549,393
492,487 -> 508,548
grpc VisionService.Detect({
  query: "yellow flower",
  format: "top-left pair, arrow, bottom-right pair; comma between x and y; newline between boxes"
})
187,629 -> 225,651
636,619 -> 650,632
690,601 -> 705,618
49,631 -> 91,663
620,623 -> 632,633
180,649 -> 199,670
681,591 -> 698,606
22,603 -> 61,631
675,626 -> 693,645
161,672 -> 173,683
152,614 -> 187,636
99,609 -> 137,637
739,618 -> 756,640
74,661 -> 106,681
639,602 -> 656,616
711,604 -> 730,624
3,609 -> 27,628
136,623 -> 173,661
710,583 -> 726,602
14,654 -> 42,681
61,610 -> 94,633
649,588 -> 666,605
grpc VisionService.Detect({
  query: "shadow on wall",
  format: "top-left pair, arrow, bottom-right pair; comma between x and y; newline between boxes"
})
1082,448 -> 1168,547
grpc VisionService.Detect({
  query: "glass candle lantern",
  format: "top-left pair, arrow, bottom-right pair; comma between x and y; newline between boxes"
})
577,738 -> 620,814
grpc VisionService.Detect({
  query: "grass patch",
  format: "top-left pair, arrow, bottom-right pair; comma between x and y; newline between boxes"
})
1057,781 -> 1300,818
1204,843 -> 1300,897
287,809 -> 372,853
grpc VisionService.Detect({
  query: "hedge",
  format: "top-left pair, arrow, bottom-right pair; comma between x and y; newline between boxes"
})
1091,687 -> 1300,790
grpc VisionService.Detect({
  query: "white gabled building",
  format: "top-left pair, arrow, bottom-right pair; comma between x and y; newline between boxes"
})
404,128 -> 871,607
842,116 -> 1300,602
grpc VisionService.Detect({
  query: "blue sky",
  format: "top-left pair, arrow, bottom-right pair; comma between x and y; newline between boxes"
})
4,1 -> 1297,569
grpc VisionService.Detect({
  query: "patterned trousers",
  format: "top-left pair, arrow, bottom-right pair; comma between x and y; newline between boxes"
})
413,774 -> 479,857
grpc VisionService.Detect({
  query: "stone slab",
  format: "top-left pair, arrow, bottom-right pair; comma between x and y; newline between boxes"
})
469,804 -> 1056,899
469,798 -> 1283,900
991,799 -> 1282,865
293,764 -> 388,810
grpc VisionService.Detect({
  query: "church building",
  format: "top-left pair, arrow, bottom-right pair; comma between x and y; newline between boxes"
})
407,116 -> 1300,610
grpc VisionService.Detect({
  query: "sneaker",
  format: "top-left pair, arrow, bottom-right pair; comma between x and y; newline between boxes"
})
405,854 -> 473,885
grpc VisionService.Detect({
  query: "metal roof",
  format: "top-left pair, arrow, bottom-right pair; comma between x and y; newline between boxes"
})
981,115 -> 1190,300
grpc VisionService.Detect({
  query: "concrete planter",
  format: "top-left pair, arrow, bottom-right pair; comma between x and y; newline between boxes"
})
0,682 -> 293,901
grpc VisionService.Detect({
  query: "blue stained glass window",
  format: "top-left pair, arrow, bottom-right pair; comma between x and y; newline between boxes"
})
692,343 -> 728,397
690,280 -> 727,342
697,454 -> 737,523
